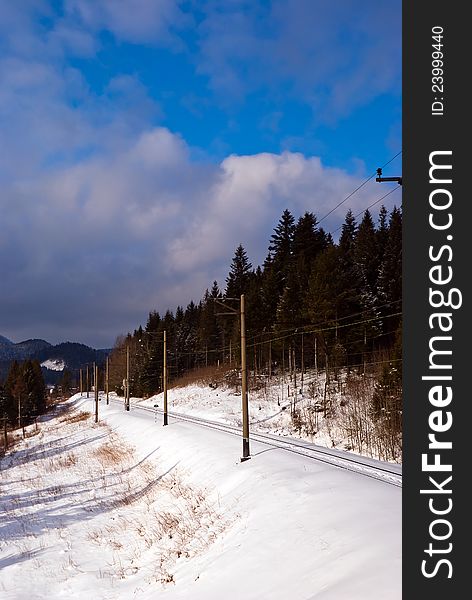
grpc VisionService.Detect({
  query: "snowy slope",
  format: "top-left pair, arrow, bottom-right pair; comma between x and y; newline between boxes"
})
0,394 -> 401,599
134,376 -> 402,463
40,358 -> 65,371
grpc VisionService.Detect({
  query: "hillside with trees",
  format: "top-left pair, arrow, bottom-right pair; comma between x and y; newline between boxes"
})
108,206 -> 402,458
0,360 -> 46,427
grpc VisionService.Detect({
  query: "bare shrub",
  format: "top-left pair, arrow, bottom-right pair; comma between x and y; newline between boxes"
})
93,443 -> 128,465
170,364 -> 231,389
337,374 -> 376,455
337,372 -> 402,461
60,411 -> 91,424
45,451 -> 78,472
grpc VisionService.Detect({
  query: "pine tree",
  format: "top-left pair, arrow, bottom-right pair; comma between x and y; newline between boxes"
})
376,205 -> 389,259
276,267 -> 303,328
60,370 -> 72,395
304,247 -> 343,355
4,361 -> 23,423
258,252 -> 280,329
146,310 -> 161,333
378,206 -> 402,338
379,207 -> 402,304
355,210 -> 380,316
2,359 -> 46,425
30,360 -> 46,415
293,212 -> 326,263
339,209 -> 357,257
197,287 -> 224,364
269,209 -> 295,295
225,245 -> 253,299
335,210 -> 363,361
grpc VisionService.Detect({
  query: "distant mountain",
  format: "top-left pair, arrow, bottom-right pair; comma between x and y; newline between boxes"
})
0,335 -> 111,384
16,338 -> 52,356
37,342 -> 107,370
0,337 -> 51,360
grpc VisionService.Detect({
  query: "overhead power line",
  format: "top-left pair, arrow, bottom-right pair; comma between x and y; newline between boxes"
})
318,150 -> 402,225
330,185 -> 401,235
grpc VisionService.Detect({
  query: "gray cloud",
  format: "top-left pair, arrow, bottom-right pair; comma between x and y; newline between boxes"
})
1,120 -> 397,347
0,2 -> 401,348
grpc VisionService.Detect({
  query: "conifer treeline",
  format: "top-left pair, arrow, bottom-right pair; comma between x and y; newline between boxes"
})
109,205 -> 402,399
0,359 -> 46,425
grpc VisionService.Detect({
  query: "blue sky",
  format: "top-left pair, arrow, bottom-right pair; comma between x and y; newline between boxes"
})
0,0 -> 401,347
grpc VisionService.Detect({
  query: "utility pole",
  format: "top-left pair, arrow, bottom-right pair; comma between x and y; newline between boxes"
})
94,364 -> 99,423
163,330 -> 168,426
79,369 -> 83,395
86,365 -> 89,398
301,332 -> 304,393
126,346 -> 130,411
213,295 -> 250,461
282,340 -> 285,404
106,356 -> 109,404
240,294 -> 249,461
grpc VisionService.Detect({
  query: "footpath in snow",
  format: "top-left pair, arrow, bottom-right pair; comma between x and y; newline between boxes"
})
0,393 -> 401,599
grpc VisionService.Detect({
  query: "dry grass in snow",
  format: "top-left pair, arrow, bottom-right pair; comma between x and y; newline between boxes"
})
0,402 -> 230,597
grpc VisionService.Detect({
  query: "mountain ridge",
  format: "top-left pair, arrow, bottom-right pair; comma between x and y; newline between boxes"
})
0,335 -> 111,383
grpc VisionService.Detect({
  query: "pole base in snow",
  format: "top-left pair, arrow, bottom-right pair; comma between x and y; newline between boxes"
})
163,413 -> 168,426
241,438 -> 250,462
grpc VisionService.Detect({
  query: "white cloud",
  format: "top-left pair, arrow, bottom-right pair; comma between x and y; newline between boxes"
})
64,0 -> 189,45
1,108 -> 397,346
168,151 -> 386,275
0,1 -> 401,347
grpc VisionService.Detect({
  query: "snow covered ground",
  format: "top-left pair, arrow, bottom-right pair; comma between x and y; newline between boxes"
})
135,372 -> 401,462
40,359 -> 65,371
0,393 -> 401,599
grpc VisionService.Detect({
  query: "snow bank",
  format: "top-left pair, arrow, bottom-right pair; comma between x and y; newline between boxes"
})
0,394 -> 401,599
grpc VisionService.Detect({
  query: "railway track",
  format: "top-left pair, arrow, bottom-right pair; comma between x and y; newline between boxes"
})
104,396 -> 402,488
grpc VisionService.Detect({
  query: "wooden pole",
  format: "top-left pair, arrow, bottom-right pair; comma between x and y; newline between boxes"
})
126,346 -> 130,411
301,332 -> 304,393
282,340 -> 285,404
163,330 -> 168,426
86,365 -> 89,398
106,356 -> 109,405
240,294 -> 250,461
79,369 -> 83,395
94,364 -> 99,423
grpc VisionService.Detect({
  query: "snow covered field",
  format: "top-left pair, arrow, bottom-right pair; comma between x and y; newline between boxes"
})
135,372 -> 401,462
0,393 -> 401,599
